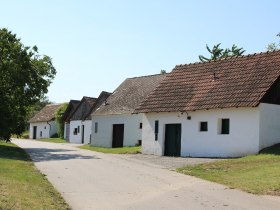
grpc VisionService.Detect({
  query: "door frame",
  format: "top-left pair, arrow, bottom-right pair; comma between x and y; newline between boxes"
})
81,125 -> 85,144
33,126 -> 37,139
112,124 -> 124,148
164,123 -> 181,157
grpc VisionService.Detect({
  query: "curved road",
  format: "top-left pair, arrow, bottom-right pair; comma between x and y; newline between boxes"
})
13,139 -> 280,210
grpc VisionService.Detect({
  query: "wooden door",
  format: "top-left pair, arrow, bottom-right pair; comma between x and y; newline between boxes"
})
112,124 -> 124,148
81,125 -> 85,144
164,124 -> 181,156
33,126 -> 37,139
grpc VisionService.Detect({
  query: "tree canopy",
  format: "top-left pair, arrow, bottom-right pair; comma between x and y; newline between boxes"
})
199,43 -> 245,62
0,28 -> 56,140
55,103 -> 68,138
267,33 -> 280,51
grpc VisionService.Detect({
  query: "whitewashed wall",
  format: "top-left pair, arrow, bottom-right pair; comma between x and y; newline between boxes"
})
142,107 -> 260,157
259,103 -> 280,150
69,120 -> 82,143
92,114 -> 142,147
69,120 -> 92,144
82,120 -> 92,144
29,121 -> 57,139
64,123 -> 67,139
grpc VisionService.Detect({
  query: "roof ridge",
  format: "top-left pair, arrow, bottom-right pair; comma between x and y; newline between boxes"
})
127,73 -> 168,80
46,103 -> 62,106
176,49 -> 280,68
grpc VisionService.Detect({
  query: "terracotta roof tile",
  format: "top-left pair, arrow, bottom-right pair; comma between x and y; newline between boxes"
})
135,50 -> 280,113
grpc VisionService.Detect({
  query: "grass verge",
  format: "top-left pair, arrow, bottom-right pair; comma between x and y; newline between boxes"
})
79,144 -> 141,154
0,142 -> 70,210
38,138 -> 67,143
177,144 -> 280,196
12,130 -> 29,139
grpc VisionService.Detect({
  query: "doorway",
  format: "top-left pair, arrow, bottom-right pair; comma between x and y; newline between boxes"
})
112,124 -> 124,148
81,125 -> 85,144
164,124 -> 181,156
33,126 -> 37,139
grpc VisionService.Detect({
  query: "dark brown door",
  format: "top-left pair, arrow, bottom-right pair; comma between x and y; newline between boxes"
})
33,126 -> 37,139
81,125 -> 85,144
112,124 -> 124,148
164,124 -> 181,156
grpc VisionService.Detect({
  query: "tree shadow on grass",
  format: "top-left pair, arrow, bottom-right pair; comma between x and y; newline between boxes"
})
0,143 -> 100,162
0,143 -> 31,161
259,143 -> 280,155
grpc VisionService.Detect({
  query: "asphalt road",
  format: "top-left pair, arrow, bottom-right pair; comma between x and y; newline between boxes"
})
13,139 -> 280,210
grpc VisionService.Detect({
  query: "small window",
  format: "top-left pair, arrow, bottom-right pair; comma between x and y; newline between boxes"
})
94,122 -> 98,133
40,131 -> 42,137
44,126 -> 46,129
155,120 -> 159,141
139,123 -> 142,129
77,126 -> 80,133
220,118 -> 230,134
200,122 -> 208,132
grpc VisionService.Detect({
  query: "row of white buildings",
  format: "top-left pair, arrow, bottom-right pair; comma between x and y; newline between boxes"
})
29,50 -> 280,157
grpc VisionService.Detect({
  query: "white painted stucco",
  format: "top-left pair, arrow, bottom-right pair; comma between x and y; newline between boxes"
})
92,114 -> 142,147
259,103 -> 280,150
142,107 -> 261,157
29,121 -> 58,139
69,120 -> 92,144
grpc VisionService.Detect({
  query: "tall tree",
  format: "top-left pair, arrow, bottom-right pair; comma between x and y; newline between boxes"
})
0,28 -> 56,141
267,33 -> 280,51
199,43 -> 245,62
55,103 -> 68,138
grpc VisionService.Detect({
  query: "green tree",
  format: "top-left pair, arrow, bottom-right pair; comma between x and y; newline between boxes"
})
160,69 -> 167,74
0,28 -> 56,141
55,103 -> 68,138
199,43 -> 245,62
267,33 -> 280,51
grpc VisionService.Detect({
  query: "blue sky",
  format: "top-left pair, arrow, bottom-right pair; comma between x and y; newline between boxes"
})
1,0 -> 280,102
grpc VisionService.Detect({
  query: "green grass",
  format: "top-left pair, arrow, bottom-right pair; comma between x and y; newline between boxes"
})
0,142 -> 70,210
38,138 -> 67,143
177,144 -> 280,196
79,144 -> 141,154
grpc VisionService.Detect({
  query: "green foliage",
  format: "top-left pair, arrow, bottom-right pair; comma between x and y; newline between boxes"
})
28,96 -> 52,120
160,69 -> 167,74
0,28 -> 56,140
199,43 -> 245,62
267,33 -> 280,51
55,103 -> 68,138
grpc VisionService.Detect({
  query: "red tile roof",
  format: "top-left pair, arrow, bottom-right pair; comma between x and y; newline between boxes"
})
135,50 -> 280,113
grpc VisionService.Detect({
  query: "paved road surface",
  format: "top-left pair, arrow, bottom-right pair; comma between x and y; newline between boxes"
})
13,139 -> 280,210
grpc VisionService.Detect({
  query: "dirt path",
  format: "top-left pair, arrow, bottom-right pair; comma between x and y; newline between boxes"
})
13,139 -> 280,210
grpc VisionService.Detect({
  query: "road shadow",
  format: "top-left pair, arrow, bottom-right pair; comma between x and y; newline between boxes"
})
23,147 -> 100,162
